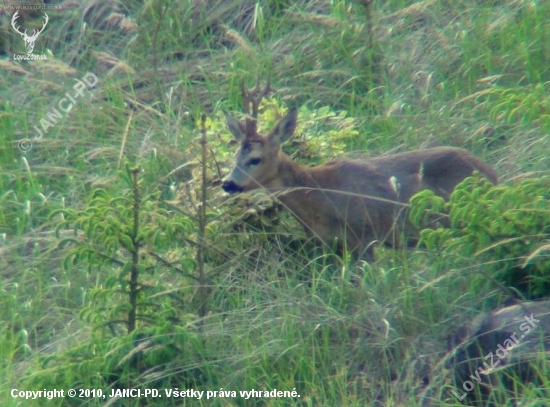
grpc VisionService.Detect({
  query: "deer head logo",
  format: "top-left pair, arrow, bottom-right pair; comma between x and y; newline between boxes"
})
11,11 -> 49,54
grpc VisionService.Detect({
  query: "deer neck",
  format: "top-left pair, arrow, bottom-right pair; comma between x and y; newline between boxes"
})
269,154 -> 326,223
273,153 -> 317,189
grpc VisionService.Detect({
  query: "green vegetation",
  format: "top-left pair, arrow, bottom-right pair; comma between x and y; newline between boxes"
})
0,0 -> 549,406
411,175 -> 550,300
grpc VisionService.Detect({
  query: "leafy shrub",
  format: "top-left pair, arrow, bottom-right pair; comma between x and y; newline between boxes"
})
410,175 -> 550,299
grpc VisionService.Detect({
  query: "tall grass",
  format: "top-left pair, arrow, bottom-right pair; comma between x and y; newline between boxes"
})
0,0 -> 549,405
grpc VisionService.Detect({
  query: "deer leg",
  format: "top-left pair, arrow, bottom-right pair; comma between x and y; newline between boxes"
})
353,226 -> 378,262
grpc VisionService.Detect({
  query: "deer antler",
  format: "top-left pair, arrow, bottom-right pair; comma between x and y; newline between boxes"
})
36,13 -> 49,36
241,75 -> 271,137
11,11 -> 26,36
11,11 -> 48,38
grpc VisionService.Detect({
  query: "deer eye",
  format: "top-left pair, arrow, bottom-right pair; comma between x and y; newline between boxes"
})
248,158 -> 262,166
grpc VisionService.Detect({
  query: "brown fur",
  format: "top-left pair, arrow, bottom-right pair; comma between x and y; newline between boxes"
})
223,107 -> 498,261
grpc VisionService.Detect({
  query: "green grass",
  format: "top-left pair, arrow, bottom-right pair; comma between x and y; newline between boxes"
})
1,0 -> 549,406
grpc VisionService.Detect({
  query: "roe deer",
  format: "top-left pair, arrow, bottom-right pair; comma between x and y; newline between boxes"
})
222,81 -> 498,261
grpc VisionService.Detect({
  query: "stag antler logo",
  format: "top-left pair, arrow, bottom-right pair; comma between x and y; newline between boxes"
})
11,11 -> 49,54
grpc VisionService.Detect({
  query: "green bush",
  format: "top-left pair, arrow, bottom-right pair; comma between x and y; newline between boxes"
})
410,175 -> 550,299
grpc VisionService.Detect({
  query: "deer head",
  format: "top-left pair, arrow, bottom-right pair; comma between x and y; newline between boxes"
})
11,11 -> 49,54
223,79 -> 298,193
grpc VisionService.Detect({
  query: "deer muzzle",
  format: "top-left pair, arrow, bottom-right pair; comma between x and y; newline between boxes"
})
222,180 -> 244,194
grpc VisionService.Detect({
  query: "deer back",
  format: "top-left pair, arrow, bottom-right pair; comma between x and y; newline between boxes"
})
365,147 -> 498,201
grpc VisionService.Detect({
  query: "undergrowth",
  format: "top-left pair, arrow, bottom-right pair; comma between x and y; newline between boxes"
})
1,0 -> 549,406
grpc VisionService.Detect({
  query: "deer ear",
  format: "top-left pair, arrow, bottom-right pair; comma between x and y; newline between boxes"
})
224,112 -> 247,141
268,107 -> 298,145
